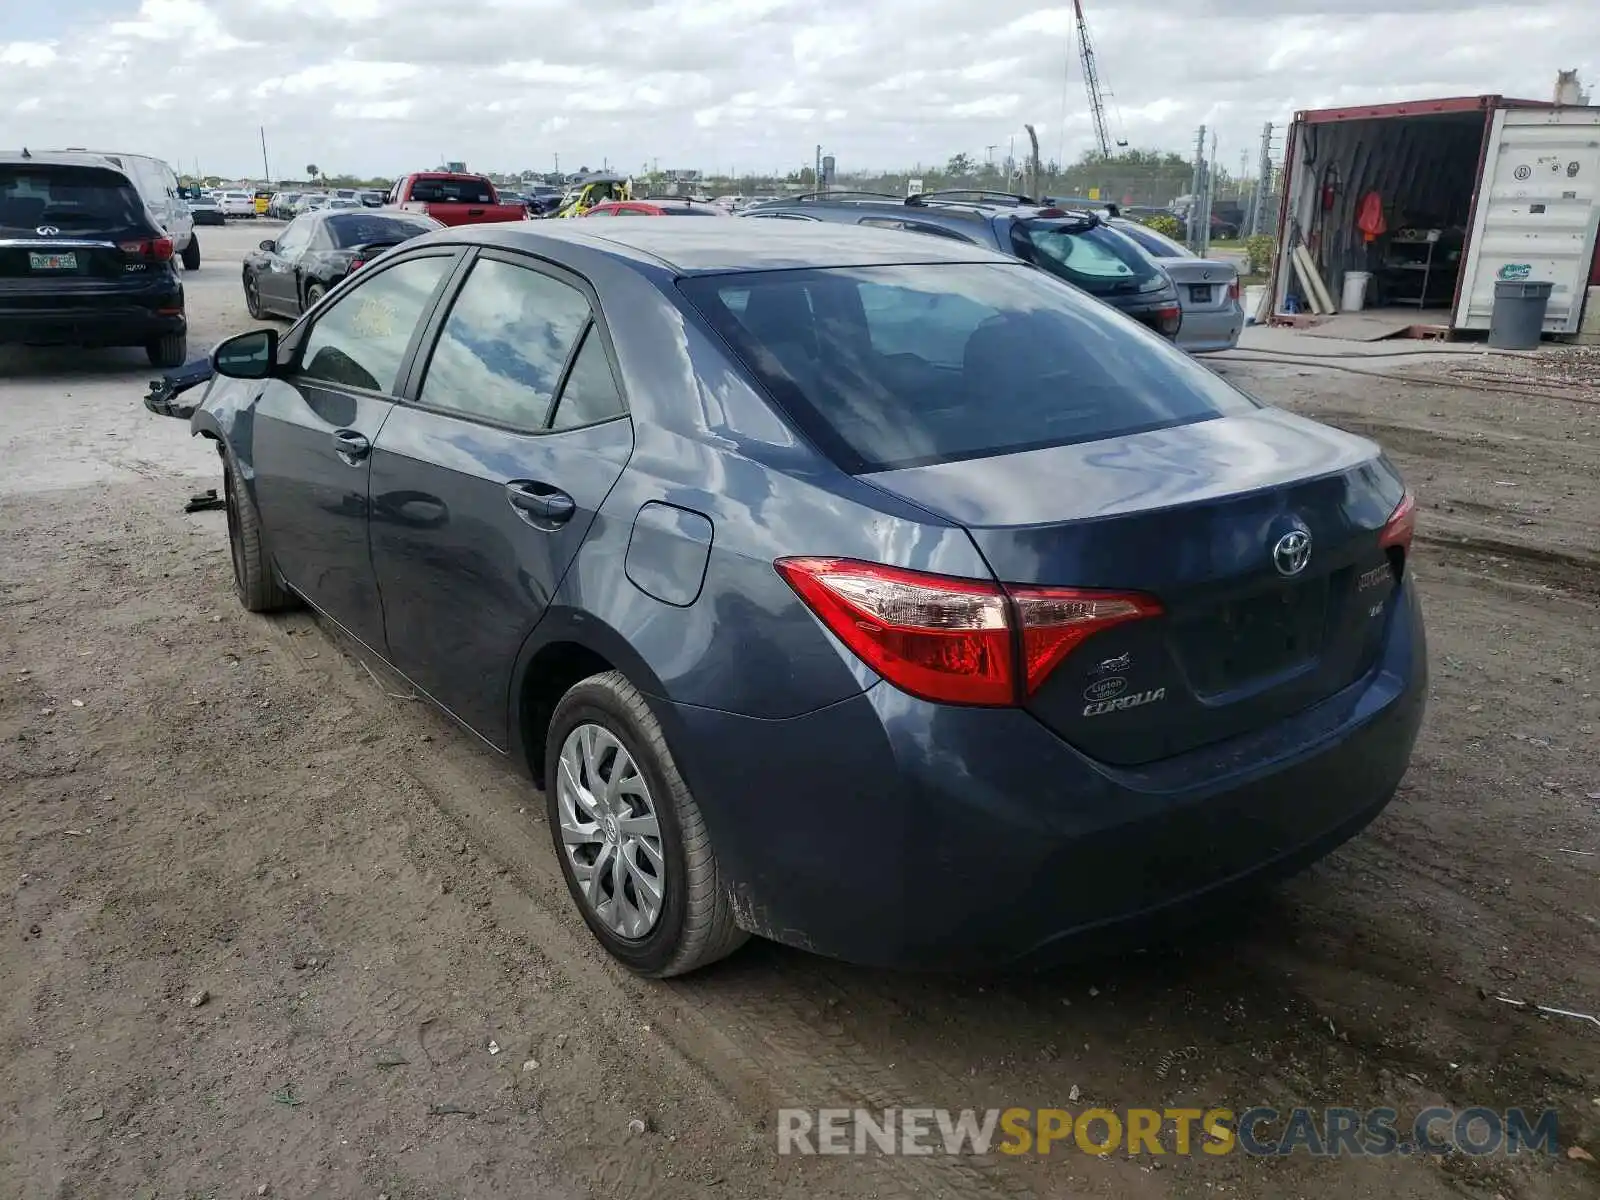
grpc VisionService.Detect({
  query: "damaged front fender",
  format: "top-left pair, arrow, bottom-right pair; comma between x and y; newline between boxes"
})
142,358 -> 216,421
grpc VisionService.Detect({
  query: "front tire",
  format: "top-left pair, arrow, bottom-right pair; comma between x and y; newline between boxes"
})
545,672 -> 747,977
220,446 -> 297,613
244,270 -> 263,319
146,333 -> 186,368
181,235 -> 200,271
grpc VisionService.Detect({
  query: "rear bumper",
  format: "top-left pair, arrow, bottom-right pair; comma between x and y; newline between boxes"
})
0,276 -> 185,348
664,578 -> 1427,970
1176,303 -> 1244,353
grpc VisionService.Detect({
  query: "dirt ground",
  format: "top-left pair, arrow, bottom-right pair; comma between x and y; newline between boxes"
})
2,232 -> 1597,1199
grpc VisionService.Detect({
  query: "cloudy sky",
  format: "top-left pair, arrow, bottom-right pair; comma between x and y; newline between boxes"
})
2,0 -> 1595,180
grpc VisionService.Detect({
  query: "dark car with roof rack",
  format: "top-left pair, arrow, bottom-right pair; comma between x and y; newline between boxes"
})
740,189 -> 1183,339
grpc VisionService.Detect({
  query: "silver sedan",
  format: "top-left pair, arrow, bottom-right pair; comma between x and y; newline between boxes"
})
1110,218 -> 1243,353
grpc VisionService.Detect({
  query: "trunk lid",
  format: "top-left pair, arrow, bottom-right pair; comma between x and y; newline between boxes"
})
864,408 -> 1408,765
1159,256 -> 1238,313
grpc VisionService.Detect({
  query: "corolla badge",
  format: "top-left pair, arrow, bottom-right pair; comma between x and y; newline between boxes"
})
1272,529 -> 1312,577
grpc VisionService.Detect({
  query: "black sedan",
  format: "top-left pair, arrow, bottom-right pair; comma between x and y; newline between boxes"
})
243,209 -> 442,319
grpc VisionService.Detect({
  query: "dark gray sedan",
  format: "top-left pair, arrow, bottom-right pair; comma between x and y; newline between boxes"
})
149,220 -> 1426,976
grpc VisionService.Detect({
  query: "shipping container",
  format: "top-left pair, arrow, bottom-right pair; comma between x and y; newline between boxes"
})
1269,95 -> 1600,336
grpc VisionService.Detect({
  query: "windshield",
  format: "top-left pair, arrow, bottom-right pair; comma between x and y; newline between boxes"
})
0,165 -> 147,231
1113,220 -> 1192,260
681,263 -> 1256,473
1009,219 -> 1165,296
408,177 -> 494,204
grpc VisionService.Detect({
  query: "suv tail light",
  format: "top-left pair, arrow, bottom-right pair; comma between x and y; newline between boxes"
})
119,237 -> 174,261
775,557 -> 1162,706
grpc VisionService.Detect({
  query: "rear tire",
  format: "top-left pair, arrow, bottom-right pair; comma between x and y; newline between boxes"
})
181,235 -> 200,271
303,281 -> 327,312
545,671 -> 748,978
146,333 -> 187,369
220,446 -> 297,613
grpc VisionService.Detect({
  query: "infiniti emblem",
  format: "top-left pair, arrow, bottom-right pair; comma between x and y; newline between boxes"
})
1272,529 -> 1312,577
36,225 -> 60,237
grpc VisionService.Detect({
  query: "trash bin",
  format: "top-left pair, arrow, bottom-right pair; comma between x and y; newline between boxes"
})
1341,270 -> 1371,312
1488,280 -> 1553,349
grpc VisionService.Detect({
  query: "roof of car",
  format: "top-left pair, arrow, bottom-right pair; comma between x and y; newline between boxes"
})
441,219 -> 1015,274
0,150 -> 132,172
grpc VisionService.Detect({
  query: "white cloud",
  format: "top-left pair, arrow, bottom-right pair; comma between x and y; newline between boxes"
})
2,0 -> 1596,179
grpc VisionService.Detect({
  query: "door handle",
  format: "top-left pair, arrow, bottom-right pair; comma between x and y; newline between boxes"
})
505,480 -> 576,526
332,428 -> 371,463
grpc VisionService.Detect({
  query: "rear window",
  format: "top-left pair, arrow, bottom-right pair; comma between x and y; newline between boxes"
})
681,263 -> 1257,473
1113,220 -> 1192,260
325,214 -> 437,247
408,177 -> 494,204
0,165 -> 147,233
1009,219 -> 1166,296
660,206 -> 719,215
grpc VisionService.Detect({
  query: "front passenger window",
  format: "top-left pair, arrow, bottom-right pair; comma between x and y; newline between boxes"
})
297,255 -> 451,393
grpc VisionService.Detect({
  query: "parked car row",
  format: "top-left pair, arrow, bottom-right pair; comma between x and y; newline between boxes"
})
147,215 -> 1424,979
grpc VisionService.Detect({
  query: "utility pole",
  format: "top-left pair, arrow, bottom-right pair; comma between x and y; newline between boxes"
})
814,144 -> 821,189
1188,125 -> 1209,256
554,152 -> 560,177
259,126 -> 271,184
985,144 -> 998,168
1248,122 -> 1274,237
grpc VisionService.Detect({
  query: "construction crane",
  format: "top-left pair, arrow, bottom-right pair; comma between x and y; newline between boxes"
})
1073,0 -> 1127,157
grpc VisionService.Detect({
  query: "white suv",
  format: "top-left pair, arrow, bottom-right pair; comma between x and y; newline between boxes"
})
46,148 -> 200,270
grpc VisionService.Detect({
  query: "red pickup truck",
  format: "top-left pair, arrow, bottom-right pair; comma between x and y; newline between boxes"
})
388,172 -> 526,226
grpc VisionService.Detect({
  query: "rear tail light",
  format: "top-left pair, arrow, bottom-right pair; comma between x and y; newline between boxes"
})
1379,492 -> 1417,573
349,258 -> 366,271
119,237 -> 174,261
1227,280 -> 1240,302
774,557 -> 1162,706
1155,303 -> 1182,336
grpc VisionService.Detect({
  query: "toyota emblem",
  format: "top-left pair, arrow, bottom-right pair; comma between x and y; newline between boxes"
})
36,225 -> 60,237
1272,529 -> 1312,577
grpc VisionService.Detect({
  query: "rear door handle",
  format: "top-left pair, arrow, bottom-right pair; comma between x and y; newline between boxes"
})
505,480 -> 575,526
468,208 -> 486,216
332,428 -> 370,462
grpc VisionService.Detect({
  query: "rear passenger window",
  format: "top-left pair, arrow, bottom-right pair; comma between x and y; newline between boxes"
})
296,255 -> 450,393
549,328 -> 625,430
417,258 -> 591,428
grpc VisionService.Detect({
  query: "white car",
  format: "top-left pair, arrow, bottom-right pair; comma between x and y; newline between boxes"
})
43,147 -> 200,269
218,190 -> 256,218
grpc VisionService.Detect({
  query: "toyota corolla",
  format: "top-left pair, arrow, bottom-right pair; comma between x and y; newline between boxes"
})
147,220 -> 1426,976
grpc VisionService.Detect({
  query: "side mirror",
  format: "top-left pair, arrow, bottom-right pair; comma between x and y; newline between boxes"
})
259,239 -> 276,252
212,329 -> 278,380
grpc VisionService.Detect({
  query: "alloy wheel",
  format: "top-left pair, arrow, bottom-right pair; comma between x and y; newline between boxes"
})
555,723 -> 665,939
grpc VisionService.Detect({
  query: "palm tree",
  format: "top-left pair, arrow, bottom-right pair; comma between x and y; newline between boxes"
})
305,164 -> 319,182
